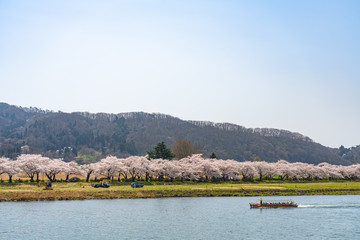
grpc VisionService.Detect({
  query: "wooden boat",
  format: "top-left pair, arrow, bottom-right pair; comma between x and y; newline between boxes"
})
250,199 -> 298,208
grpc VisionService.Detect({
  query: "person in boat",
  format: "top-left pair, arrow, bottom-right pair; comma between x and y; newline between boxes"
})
260,198 -> 263,206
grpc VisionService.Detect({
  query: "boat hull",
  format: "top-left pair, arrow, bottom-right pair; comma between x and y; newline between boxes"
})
250,203 -> 298,208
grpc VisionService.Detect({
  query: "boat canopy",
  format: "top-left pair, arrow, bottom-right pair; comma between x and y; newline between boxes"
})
260,199 -> 294,202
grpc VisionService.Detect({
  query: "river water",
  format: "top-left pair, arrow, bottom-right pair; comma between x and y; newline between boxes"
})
1,195 -> 359,239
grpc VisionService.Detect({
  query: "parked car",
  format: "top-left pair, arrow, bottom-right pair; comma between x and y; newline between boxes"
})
131,182 -> 144,188
91,180 -> 110,188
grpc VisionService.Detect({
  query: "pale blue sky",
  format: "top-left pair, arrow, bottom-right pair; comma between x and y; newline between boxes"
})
1,0 -> 359,148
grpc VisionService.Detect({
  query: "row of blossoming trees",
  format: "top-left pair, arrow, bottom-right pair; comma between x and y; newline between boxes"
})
1,154 -> 360,183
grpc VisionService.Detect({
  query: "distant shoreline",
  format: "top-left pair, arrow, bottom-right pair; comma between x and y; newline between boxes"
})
1,182 -> 359,202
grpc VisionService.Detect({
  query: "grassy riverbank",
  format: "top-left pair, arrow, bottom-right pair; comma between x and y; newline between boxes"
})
1,181 -> 359,201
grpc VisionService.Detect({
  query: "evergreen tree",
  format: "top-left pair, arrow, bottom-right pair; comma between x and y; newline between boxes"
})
147,141 -> 175,160
252,156 -> 262,162
209,152 -> 217,159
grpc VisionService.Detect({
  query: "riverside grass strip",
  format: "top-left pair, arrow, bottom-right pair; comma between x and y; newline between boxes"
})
1,182 -> 360,201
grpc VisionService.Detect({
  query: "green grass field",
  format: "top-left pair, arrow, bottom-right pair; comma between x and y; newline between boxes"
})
1,181 -> 360,201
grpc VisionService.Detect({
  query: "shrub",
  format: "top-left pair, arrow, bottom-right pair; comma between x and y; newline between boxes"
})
69,177 -> 80,182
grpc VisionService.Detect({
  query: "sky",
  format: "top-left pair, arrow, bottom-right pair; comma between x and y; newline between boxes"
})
0,0 -> 359,148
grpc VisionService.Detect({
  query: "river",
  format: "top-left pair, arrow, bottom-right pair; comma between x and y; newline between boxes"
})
1,195 -> 359,239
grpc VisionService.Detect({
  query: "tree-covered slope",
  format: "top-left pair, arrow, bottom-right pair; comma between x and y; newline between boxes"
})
0,102 -> 358,165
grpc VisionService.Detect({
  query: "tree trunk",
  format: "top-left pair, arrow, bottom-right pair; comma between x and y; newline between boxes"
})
86,172 -> 91,182
45,173 -> 52,181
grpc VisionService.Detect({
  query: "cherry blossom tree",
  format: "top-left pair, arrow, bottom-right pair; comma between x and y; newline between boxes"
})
2,153 -> 360,183
309,165 -> 326,180
352,164 -> 360,179
262,162 -> 278,180
175,161 -> 198,181
117,159 -> 130,181
214,159 -> 239,181
149,159 -> 167,181
177,155 -> 202,181
317,162 -> 343,180
96,156 -> 121,180
163,160 -> 181,181
138,157 -> 152,181
42,158 -> 66,181
238,161 -> 257,181
337,165 -> 354,180
0,157 -> 20,183
81,163 -> 98,182
252,161 -> 271,181
17,154 -> 44,182
199,158 -> 221,182
0,157 -> 9,175
275,160 -> 296,180
123,156 -> 149,181
63,161 -> 84,181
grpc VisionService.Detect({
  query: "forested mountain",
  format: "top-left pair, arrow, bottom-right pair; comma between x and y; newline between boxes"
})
0,102 -> 359,165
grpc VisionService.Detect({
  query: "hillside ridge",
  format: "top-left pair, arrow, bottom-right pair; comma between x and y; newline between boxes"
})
0,102 -> 359,165
75,110 -> 312,142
